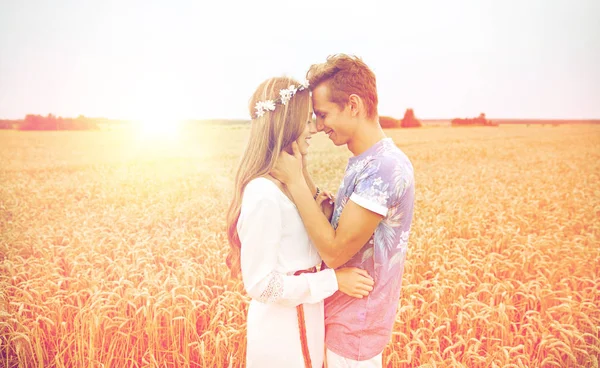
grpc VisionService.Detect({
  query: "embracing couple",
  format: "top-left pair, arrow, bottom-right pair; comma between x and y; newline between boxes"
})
226,54 -> 415,368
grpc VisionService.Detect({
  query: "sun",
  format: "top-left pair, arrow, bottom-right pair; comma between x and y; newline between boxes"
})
134,116 -> 183,141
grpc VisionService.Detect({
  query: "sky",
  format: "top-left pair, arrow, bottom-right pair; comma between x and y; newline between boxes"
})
0,0 -> 599,121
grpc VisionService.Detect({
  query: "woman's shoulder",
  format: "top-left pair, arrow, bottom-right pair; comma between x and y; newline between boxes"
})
246,176 -> 277,190
244,177 -> 282,201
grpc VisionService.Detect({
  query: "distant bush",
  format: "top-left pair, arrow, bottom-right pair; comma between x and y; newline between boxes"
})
379,116 -> 400,128
0,119 -> 19,129
451,113 -> 498,127
379,109 -> 422,129
18,114 -> 99,131
401,109 -> 422,128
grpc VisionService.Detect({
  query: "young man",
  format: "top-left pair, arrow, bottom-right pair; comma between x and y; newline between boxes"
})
271,54 -> 415,367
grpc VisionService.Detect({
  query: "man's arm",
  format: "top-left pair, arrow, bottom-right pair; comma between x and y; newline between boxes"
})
272,142 -> 384,268
286,180 -> 382,269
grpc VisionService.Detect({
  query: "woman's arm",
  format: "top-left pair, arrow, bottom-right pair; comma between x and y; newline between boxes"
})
239,180 -> 373,306
239,180 -> 338,307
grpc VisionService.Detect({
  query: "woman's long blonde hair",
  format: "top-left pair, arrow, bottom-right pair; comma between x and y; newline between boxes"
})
226,77 -> 310,277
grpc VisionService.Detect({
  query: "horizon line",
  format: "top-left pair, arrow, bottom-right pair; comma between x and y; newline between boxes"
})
1,115 -> 600,122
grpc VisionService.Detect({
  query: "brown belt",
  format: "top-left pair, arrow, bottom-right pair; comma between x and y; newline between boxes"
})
294,266 -> 318,368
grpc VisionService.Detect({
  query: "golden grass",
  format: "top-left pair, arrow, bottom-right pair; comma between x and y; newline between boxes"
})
0,125 -> 599,367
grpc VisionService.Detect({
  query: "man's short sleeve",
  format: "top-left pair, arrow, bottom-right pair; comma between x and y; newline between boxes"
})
349,157 -> 398,217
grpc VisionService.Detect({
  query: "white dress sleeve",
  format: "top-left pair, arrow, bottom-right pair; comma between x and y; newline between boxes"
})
239,180 -> 338,307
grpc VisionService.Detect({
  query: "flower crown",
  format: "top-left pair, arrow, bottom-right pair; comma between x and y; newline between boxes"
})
253,80 -> 310,119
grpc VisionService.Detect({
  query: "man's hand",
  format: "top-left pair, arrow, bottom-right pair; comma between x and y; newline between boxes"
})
316,190 -> 335,222
271,142 -> 304,185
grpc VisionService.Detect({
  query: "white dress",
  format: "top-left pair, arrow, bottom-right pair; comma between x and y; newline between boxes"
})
238,177 -> 339,368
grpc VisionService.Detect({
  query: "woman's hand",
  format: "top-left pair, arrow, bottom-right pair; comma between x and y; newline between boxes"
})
316,190 -> 335,222
334,267 -> 374,298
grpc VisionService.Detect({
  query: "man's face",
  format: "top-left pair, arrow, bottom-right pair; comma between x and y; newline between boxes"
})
311,83 -> 355,146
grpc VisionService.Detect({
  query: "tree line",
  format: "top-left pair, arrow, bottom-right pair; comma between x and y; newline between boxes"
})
0,114 -> 101,130
0,111 -> 500,131
379,110 -> 498,128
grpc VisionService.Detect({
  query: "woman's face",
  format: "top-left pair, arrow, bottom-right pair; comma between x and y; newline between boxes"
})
296,101 -> 317,155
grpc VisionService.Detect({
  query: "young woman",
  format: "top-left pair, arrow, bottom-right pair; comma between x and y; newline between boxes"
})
226,77 -> 374,368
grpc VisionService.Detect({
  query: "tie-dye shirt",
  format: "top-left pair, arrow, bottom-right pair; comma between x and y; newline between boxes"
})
324,138 -> 415,360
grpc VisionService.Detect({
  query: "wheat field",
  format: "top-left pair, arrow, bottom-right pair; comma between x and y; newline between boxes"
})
0,125 -> 599,367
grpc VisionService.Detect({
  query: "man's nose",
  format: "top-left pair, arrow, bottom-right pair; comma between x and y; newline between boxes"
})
316,119 -> 325,132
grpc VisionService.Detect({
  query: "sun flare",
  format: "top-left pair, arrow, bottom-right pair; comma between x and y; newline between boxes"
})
134,117 -> 183,141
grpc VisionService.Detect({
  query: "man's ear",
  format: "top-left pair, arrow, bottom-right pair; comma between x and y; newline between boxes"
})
348,94 -> 362,117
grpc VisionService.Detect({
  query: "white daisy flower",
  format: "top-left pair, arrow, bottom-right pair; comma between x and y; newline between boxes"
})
251,81 -> 310,120
280,89 -> 292,105
263,100 -> 276,111
254,102 -> 262,112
